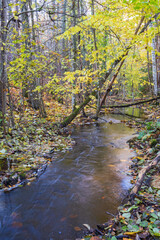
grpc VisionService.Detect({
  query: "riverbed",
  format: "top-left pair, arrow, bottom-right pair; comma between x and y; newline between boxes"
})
0,115 -> 135,240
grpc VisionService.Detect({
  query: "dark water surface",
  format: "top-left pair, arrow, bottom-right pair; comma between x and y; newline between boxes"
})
0,115 -> 135,240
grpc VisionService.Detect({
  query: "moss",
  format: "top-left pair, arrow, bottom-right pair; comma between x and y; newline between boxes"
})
150,139 -> 157,148
60,96 -> 91,128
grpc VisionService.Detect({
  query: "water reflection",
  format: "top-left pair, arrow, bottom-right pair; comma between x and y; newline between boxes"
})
121,107 -> 145,118
0,115 -> 135,240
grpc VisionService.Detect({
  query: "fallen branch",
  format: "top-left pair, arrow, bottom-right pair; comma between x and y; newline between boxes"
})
130,153 -> 160,197
102,96 -> 160,108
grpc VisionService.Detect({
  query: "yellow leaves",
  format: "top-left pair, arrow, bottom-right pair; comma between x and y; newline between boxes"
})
33,85 -> 43,93
57,25 -> 82,40
124,231 -> 141,235
14,16 -> 19,20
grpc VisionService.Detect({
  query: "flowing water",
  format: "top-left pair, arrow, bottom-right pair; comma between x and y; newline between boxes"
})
0,115 -> 135,240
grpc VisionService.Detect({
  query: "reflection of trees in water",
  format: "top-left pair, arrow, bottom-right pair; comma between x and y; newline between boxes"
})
124,107 -> 144,118
0,193 -> 12,229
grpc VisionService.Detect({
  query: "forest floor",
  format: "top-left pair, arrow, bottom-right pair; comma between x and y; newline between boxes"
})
80,99 -> 160,240
0,95 -> 96,191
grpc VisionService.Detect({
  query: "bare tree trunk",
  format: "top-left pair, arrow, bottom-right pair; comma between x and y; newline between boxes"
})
28,0 -> 46,116
147,50 -> 153,95
71,0 -> 77,112
156,31 -> 160,94
0,0 -> 7,134
91,0 -> 100,119
150,23 -> 158,95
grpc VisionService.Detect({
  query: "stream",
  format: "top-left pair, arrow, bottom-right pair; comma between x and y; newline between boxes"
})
0,114 -> 136,240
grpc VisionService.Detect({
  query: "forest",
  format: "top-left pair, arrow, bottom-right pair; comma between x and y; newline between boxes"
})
0,0 -> 160,239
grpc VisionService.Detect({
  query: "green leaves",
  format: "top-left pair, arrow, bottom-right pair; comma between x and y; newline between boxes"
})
149,227 -> 160,237
139,220 -> 148,227
150,212 -> 159,220
137,131 -> 146,140
122,212 -> 131,218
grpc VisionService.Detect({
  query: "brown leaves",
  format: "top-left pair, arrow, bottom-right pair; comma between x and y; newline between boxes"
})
74,226 -> 81,231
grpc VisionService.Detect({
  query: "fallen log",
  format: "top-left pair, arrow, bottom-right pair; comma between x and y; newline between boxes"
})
60,96 -> 91,128
102,96 -> 160,108
130,153 -> 160,197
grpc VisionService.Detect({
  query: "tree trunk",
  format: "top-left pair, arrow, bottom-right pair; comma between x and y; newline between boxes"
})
150,23 -> 158,95
60,96 -> 91,128
156,31 -> 160,94
91,0 -> 100,119
0,0 -> 7,134
71,0 -> 77,112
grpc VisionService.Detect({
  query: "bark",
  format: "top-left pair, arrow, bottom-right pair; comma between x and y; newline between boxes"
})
28,0 -> 46,116
102,96 -> 160,108
145,27 -> 153,95
150,23 -> 158,95
130,153 -> 160,197
91,0 -> 100,119
62,0 -> 67,50
71,0 -> 77,112
29,0 -> 36,42
156,32 -> 160,93
60,96 -> 91,128
0,0 -> 7,134
147,49 -> 153,95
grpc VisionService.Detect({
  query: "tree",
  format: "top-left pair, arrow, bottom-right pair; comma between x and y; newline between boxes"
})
0,0 -> 7,133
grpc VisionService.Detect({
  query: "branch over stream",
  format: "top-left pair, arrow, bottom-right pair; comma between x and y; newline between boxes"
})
102,96 -> 160,108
